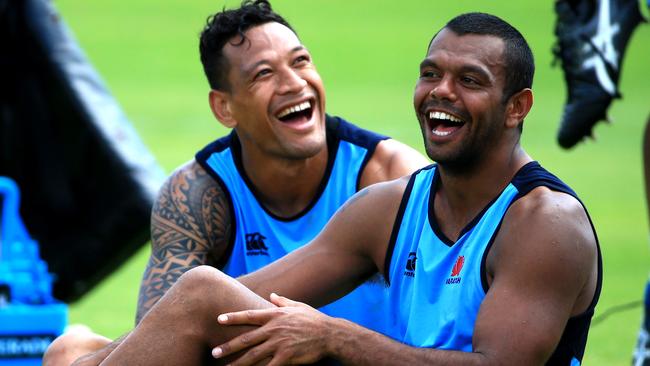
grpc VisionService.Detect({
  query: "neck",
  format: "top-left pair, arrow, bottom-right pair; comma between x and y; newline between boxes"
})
434,143 -> 531,240
239,142 -> 329,218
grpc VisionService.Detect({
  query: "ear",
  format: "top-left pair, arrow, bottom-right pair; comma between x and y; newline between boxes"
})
209,90 -> 237,128
504,88 -> 533,129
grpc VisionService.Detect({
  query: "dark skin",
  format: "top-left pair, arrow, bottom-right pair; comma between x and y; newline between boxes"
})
56,28 -> 598,366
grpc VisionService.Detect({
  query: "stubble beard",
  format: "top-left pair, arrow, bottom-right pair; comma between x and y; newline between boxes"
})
424,121 -> 500,178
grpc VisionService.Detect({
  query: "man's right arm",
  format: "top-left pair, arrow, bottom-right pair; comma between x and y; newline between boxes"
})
213,186 -> 599,366
136,160 -> 233,323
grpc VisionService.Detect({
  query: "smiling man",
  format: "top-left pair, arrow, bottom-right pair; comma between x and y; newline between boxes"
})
184,2 -> 427,331
185,10 -> 426,331
48,11 -> 601,366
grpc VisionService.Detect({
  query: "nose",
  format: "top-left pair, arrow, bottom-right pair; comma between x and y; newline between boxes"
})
277,68 -> 307,94
429,76 -> 457,102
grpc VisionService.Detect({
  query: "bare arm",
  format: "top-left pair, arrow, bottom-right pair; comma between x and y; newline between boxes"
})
216,188 -> 598,365
359,138 -> 430,188
136,160 -> 232,323
238,176 -> 408,306
471,188 -> 598,364
332,188 -> 597,365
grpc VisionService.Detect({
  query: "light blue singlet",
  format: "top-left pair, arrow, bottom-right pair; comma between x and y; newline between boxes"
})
383,162 -> 601,364
195,115 -> 392,334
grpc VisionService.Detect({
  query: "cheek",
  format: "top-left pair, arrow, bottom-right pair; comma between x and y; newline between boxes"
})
308,70 -> 324,86
311,75 -> 326,105
413,84 -> 428,109
303,69 -> 324,88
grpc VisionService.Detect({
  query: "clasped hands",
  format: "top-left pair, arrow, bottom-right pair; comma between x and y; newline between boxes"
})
212,293 -> 332,366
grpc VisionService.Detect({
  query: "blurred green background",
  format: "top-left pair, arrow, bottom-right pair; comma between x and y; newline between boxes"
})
54,0 -> 650,364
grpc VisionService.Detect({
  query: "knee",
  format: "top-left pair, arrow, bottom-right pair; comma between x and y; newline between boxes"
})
167,265 -> 235,309
176,265 -> 230,295
43,330 -> 111,366
144,266 -> 246,326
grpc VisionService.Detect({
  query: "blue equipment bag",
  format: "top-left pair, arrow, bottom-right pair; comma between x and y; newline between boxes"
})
0,176 -> 67,365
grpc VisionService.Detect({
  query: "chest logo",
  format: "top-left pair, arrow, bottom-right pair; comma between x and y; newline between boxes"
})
403,252 -> 417,278
245,232 -> 269,256
445,255 -> 464,285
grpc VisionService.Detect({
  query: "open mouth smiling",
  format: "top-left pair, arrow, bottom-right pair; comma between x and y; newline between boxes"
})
276,100 -> 314,123
428,110 -> 465,137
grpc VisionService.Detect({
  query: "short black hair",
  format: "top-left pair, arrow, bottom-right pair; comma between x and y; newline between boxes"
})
199,0 -> 294,91
441,12 -> 535,103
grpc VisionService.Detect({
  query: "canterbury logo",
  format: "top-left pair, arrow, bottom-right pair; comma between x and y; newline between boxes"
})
245,232 -> 269,256
403,252 -> 416,278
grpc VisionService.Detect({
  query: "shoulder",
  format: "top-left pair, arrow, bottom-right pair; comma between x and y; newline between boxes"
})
507,186 -> 592,235
153,160 -> 233,246
374,139 -> 427,162
343,174 -> 412,212
158,160 -> 226,202
359,139 -> 430,188
502,186 -> 595,255
488,187 -> 597,292
168,159 -> 213,184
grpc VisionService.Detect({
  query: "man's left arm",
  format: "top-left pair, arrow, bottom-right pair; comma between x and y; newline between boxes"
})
471,187 -> 598,364
212,188 -> 598,365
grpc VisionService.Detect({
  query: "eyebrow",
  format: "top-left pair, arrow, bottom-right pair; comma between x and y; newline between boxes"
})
242,59 -> 270,78
419,59 -> 436,70
459,64 -> 491,81
419,58 -> 492,82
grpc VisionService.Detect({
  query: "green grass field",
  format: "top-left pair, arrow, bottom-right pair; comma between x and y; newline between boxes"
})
54,1 -> 650,364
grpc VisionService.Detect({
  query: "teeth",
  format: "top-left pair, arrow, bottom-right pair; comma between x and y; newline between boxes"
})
428,111 -> 462,123
277,101 -> 312,119
432,129 -> 453,137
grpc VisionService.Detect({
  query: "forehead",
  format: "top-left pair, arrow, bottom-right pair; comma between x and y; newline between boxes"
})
425,28 -> 505,75
223,22 -> 303,67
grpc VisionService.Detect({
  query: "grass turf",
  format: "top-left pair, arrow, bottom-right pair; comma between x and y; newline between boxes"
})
54,1 -> 650,364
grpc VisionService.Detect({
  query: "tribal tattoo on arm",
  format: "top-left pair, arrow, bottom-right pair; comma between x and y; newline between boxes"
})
135,162 -> 232,324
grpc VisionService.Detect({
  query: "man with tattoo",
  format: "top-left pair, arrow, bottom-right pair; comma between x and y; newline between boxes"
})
43,1 -> 427,364
46,11 -> 602,366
